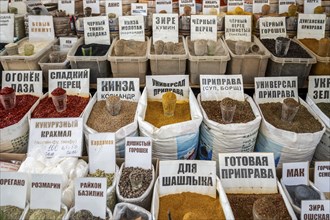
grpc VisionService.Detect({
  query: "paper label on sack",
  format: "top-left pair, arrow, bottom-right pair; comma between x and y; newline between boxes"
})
314,161 -> 330,193
308,76 -> 330,104
28,15 -> 55,41
58,0 -> 75,15
179,0 -> 196,15
59,37 -> 78,51
278,0 -> 295,14
48,69 -> 90,96
253,0 -> 269,13
146,75 -> 189,100
26,1 -> 49,15
301,200 -> 330,220
75,178 -> 107,219
200,75 -> 244,101
105,0 -> 122,17
225,15 -> 252,41
259,17 -> 286,39
28,118 -> 84,157
282,161 -> 309,186
155,0 -> 173,13
119,16 -> 145,41
0,0 -> 9,13
0,14 -> 14,43
191,15 -> 217,41
159,160 -> 217,197
227,0 -> 244,12
219,153 -> 278,193
131,3 -> 147,16
88,133 -> 116,174
125,137 -> 152,169
2,71 -> 43,95
203,0 -> 219,15
153,14 -> 178,43
97,78 -> 140,101
254,77 -> 298,103
297,14 -> 326,40
83,0 -> 100,14
30,174 -> 62,211
11,0 -> 27,14
304,0 -> 321,14
0,172 -> 28,209
84,16 -> 110,45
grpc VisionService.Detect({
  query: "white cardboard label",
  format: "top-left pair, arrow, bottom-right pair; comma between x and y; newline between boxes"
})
59,37 -> 78,51
301,200 -> 330,220
191,15 -> 217,41
153,13 -> 178,43
308,76 -> 330,104
179,0 -> 196,15
97,78 -> 140,101
227,0 -> 244,12
105,0 -> 122,17
278,0 -> 295,14
225,15 -> 252,41
83,0 -> 100,14
297,14 -> 326,40
219,153 -> 278,194
200,75 -> 244,101
146,75 -> 189,100
259,16 -> 286,39
131,3 -> 147,16
155,0 -> 173,13
75,178 -> 107,219
88,133 -> 116,174
28,118 -> 84,157
0,14 -> 14,43
125,137 -> 152,169
58,0 -> 75,15
119,15 -> 145,41
159,160 -> 217,197
0,172 -> 28,209
254,77 -> 299,103
28,15 -> 55,41
2,71 -> 43,95
0,0 -> 9,13
11,0 -> 27,14
253,0 -> 269,13
314,161 -> 330,193
30,174 -> 62,211
202,0 -> 219,15
48,69 -> 90,96
304,0 -> 321,14
84,16 -> 110,45
282,161 -> 309,186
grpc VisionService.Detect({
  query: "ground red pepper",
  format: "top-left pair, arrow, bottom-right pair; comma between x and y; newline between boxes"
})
0,87 -> 15,95
31,95 -> 89,118
51,87 -> 66,96
0,95 -> 38,128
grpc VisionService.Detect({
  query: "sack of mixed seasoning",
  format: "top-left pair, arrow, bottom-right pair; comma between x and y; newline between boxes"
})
113,202 -> 152,220
137,75 -> 203,160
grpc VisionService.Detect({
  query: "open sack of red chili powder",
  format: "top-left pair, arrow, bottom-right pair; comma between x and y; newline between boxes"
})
0,72 -> 43,153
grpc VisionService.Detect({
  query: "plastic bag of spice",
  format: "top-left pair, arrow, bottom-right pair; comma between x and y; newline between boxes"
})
254,96 -> 326,167
116,163 -> 155,211
64,207 -> 112,220
137,87 -> 203,160
113,202 -> 152,220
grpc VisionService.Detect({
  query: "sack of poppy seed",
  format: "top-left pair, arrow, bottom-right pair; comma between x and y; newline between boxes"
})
197,75 -> 262,175
253,77 -> 326,167
0,71 -> 43,153
113,202 -> 152,220
306,76 -> 330,162
64,207 -> 112,220
83,78 -> 140,158
116,163 -> 155,210
137,75 -> 203,160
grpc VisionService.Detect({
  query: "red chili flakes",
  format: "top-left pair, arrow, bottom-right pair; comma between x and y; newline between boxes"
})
0,87 -> 15,95
0,95 -> 39,129
51,87 -> 66,96
32,95 -> 89,118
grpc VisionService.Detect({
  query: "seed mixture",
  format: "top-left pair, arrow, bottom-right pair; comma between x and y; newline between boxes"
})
201,98 -> 255,124
87,100 -> 137,132
261,39 -> 311,58
317,102 -> 330,118
88,169 -> 115,188
285,185 -> 321,208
